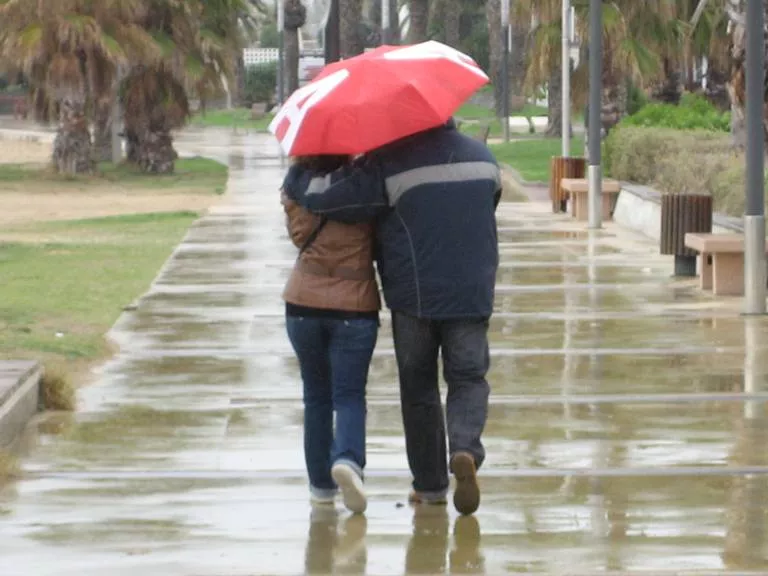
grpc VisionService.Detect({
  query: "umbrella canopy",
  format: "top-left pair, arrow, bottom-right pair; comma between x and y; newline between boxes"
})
269,40 -> 489,156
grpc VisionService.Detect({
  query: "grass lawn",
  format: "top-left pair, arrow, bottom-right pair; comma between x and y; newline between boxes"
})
190,108 -> 274,132
456,102 -> 549,139
489,136 -> 585,182
0,157 -> 228,375
0,157 -> 228,194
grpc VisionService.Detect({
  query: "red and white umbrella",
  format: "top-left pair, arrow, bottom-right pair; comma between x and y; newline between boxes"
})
268,40 -> 489,156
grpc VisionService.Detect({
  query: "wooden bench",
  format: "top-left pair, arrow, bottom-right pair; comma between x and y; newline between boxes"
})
684,233 -> 768,296
560,178 -> 621,221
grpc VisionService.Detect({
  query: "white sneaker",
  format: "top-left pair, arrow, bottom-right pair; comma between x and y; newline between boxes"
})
331,462 -> 367,514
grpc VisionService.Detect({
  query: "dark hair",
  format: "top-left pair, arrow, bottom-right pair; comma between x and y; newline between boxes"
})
293,154 -> 350,174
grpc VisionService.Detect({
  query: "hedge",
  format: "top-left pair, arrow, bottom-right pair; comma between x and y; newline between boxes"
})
604,126 -> 764,217
619,93 -> 730,132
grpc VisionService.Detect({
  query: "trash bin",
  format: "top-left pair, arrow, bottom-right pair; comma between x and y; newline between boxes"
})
660,193 -> 713,277
549,156 -> 585,213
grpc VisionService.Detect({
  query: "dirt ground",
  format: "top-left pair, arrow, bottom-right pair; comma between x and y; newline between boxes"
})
0,139 -> 52,164
0,140 -> 221,227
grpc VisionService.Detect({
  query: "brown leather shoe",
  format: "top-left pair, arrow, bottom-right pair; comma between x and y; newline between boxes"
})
450,452 -> 480,515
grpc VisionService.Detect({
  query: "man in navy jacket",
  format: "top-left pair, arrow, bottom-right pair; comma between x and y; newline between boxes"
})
283,119 -> 501,515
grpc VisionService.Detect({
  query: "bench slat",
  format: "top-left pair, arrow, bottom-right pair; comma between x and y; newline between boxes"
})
560,178 -> 621,194
684,233 -> 768,254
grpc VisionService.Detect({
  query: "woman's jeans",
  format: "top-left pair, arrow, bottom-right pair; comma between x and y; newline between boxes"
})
286,314 -> 378,495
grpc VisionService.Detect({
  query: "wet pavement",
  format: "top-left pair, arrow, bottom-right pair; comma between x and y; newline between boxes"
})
2,130 -> 768,574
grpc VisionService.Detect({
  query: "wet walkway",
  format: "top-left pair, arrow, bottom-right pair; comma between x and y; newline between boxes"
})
2,132 -> 768,574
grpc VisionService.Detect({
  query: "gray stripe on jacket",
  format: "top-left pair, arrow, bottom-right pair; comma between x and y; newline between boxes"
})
385,161 -> 501,205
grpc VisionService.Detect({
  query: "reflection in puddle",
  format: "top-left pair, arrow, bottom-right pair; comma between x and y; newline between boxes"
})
1,134 -> 768,573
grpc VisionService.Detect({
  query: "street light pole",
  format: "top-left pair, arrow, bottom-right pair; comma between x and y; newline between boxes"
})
744,0 -> 766,314
381,0 -> 390,44
501,0 -> 510,143
277,0 -> 285,106
587,0 -> 602,229
561,0 -> 570,157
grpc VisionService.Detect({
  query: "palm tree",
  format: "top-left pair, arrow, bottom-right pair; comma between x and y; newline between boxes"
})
521,0 -> 686,136
519,0 -> 563,133
443,0 -> 461,48
233,0 -> 265,105
486,0 -> 503,115
0,0 -> 154,173
484,0 -> 530,117
723,0 -> 768,147
340,0 -> 364,57
122,0 -> 253,173
408,0 -> 430,43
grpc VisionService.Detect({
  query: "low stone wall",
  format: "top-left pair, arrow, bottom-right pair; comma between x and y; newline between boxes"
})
0,361 -> 42,447
501,163 -> 744,238
613,183 -> 743,241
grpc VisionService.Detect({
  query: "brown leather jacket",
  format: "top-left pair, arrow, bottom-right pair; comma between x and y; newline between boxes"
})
282,196 -> 380,312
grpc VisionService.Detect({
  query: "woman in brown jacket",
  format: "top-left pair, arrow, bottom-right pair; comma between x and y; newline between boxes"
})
282,154 -> 380,514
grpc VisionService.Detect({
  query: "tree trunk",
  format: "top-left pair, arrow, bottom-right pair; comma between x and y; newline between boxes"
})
443,0 -> 460,48
652,57 -> 682,104
340,0 -> 364,58
601,48 -> 627,136
509,17 -> 528,112
325,0 -> 341,62
486,0 -> 502,116
388,0 -> 400,43
134,128 -> 178,174
93,98 -> 113,163
729,3 -> 747,148
601,80 -> 627,137
126,127 -> 139,164
546,65 -> 563,137
368,0 -> 381,45
706,64 -> 730,111
285,27 -> 300,95
52,95 -> 92,174
234,56 -> 246,107
725,0 -> 768,149
407,0 -> 429,44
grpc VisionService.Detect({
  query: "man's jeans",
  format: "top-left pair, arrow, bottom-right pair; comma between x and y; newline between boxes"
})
286,315 -> 378,495
391,311 -> 490,495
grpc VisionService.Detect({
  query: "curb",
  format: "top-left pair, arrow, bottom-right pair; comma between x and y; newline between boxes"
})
0,361 -> 43,448
500,163 -> 549,203
613,183 -> 743,241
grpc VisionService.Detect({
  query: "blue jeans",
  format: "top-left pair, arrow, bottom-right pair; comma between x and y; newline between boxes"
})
286,314 -> 378,494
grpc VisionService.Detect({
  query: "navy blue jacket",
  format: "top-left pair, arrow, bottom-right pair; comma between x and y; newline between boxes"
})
282,121 -> 501,319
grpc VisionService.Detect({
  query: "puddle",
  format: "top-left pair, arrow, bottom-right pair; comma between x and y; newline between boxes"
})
2,132 -> 768,574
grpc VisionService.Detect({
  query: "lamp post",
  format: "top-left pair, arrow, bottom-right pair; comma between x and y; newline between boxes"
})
561,0 -> 570,157
277,0 -> 285,106
744,0 -> 766,314
587,0 -> 602,229
501,0 -> 510,142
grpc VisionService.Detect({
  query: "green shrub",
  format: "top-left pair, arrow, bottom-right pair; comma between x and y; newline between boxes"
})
619,92 -> 730,132
244,62 -> 277,106
603,125 -> 768,216
626,80 -> 649,116
259,22 -> 280,48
